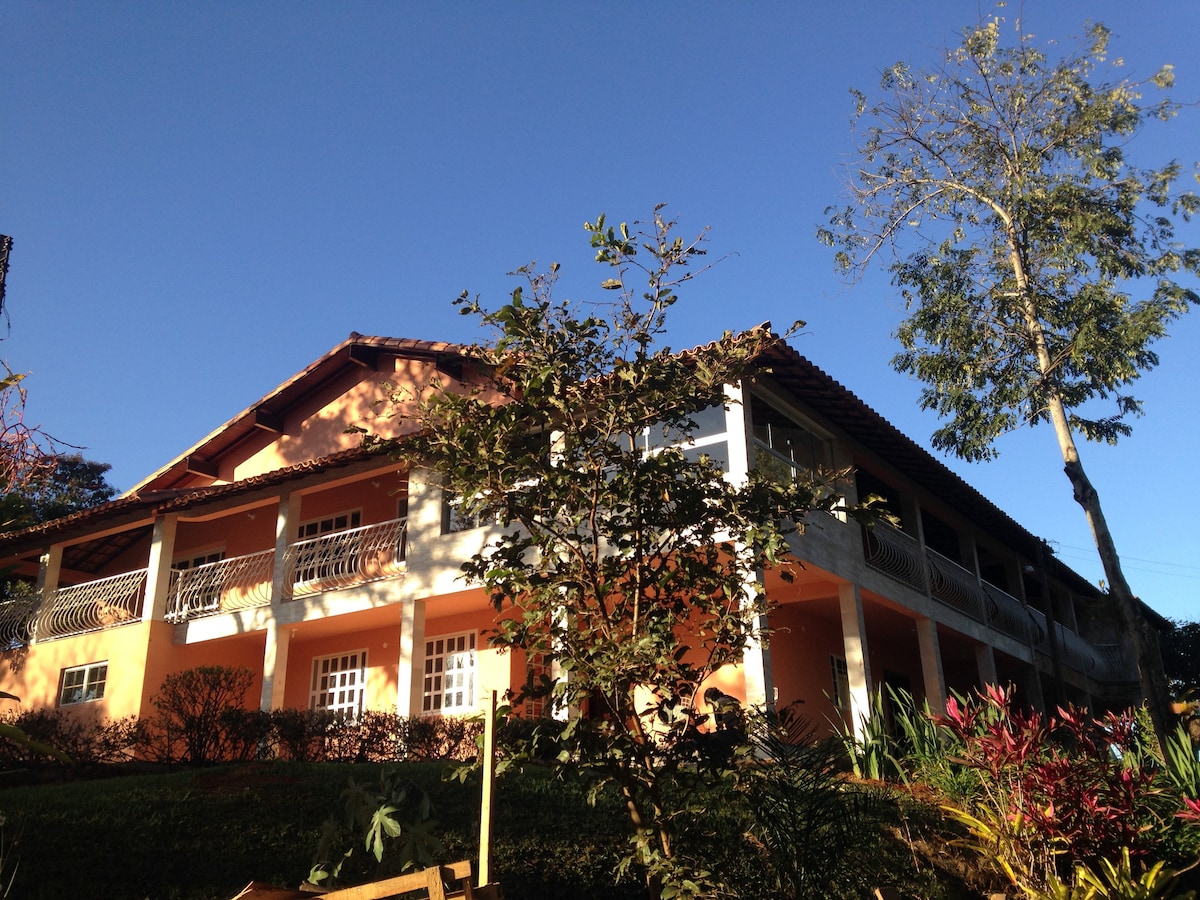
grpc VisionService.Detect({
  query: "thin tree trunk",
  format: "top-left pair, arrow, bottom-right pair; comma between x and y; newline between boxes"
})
1060,454 -> 1173,754
1006,234 -> 1173,753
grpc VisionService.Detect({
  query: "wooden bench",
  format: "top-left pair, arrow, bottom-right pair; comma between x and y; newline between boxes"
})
231,860 -> 500,900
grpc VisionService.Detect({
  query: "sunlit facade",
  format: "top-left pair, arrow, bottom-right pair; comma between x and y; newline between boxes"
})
0,333 -> 1142,736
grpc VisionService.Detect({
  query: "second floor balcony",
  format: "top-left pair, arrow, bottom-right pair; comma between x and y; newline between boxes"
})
5,517 -> 411,640
863,522 -> 1131,681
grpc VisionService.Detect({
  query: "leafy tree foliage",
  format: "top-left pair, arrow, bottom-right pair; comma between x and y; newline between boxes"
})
1162,620 -> 1200,700
384,208 -> 865,899
820,13 -> 1199,748
7,453 -> 118,525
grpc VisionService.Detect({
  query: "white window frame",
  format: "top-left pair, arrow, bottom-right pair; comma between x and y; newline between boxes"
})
441,492 -> 502,535
422,631 -> 477,715
830,655 -> 850,709
309,649 -> 368,717
59,661 -> 109,706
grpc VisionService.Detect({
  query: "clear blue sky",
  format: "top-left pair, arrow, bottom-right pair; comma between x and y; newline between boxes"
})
3,2 -> 1198,621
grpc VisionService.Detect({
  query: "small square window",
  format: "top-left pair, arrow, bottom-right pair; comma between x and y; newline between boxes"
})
59,662 -> 108,706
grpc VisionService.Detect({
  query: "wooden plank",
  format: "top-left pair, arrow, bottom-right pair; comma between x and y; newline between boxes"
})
316,862 -> 473,900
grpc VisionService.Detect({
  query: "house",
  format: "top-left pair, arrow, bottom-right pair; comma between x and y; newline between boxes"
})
0,332 -> 1141,738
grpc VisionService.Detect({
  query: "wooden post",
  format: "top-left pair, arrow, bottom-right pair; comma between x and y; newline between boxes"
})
478,689 -> 497,888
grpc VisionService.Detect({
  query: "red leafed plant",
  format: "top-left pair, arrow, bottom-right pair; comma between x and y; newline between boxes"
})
936,686 -> 1176,894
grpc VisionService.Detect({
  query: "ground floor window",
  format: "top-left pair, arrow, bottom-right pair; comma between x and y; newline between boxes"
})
59,661 -> 108,706
423,632 -> 476,714
309,650 -> 367,716
830,655 -> 850,709
522,652 -> 551,718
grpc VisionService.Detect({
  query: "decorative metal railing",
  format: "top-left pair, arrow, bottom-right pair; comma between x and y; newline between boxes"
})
166,549 -> 275,623
1092,643 -> 1135,682
0,592 -> 40,649
927,547 -> 988,623
862,522 -> 1132,680
862,524 -> 926,592
283,517 -> 407,599
33,568 -> 147,641
1051,621 -> 1100,675
983,582 -> 1038,644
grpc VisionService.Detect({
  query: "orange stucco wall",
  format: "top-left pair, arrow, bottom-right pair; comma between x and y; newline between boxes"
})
768,603 -> 848,733
173,510 -> 276,563
230,355 -> 502,483
1,621 -> 156,719
295,474 -> 408,528
282,625 -> 401,711
140,629 -> 267,715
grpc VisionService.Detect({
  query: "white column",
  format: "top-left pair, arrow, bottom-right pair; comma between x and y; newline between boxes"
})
723,381 -> 751,482
270,492 -> 297,604
838,582 -> 873,739
30,544 -> 64,646
396,596 -> 426,715
975,643 -> 998,687
260,620 -> 292,710
143,514 -> 179,621
915,617 -> 947,713
741,573 -> 774,710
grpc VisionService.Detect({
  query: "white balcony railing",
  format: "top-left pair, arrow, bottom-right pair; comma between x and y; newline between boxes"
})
0,593 -> 39,649
283,517 -> 407,599
33,568 -> 148,641
166,549 -> 275,623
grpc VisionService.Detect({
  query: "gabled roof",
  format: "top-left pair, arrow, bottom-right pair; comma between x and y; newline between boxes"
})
1,327 -> 1104,601
129,333 -> 468,493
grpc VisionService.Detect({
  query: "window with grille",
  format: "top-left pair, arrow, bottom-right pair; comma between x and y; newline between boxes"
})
309,650 -> 367,716
522,652 -> 551,718
441,493 -> 501,535
59,661 -> 108,706
830,655 -> 850,709
422,632 -> 476,714
294,510 -> 362,583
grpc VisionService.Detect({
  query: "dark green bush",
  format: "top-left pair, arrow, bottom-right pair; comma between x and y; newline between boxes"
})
149,665 -> 258,764
0,708 -> 144,767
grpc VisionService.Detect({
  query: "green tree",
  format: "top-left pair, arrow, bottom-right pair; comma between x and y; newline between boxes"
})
13,453 -> 118,524
380,209 -> 866,899
1162,620 -> 1200,700
820,14 -> 1199,749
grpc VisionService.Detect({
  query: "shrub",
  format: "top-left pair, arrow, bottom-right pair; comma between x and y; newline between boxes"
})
737,707 -> 893,899
271,707 -> 337,762
936,685 -> 1185,895
0,708 -> 143,768
150,665 -> 256,764
308,768 -> 443,889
